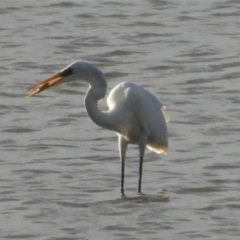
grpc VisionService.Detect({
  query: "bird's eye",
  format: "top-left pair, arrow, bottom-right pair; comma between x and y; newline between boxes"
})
61,67 -> 74,77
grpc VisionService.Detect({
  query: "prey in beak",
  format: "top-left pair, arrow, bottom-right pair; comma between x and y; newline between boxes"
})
25,72 -> 64,98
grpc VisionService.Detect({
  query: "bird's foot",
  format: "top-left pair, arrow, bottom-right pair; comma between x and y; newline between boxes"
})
137,190 -> 146,196
120,187 -> 125,198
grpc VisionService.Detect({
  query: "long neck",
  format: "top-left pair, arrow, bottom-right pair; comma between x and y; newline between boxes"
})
84,78 -> 115,131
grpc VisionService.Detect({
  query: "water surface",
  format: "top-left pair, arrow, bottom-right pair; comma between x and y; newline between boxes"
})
1,0 -> 240,239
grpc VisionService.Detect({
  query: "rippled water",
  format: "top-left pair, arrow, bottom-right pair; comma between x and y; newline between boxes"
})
1,0 -> 240,239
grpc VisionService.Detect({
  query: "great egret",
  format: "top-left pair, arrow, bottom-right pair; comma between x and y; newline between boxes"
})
25,61 -> 169,195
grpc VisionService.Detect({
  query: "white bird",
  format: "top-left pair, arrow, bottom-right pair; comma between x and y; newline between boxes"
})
25,61 -> 169,195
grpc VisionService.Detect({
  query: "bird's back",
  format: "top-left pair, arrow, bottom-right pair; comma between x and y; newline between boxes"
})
107,82 -> 169,154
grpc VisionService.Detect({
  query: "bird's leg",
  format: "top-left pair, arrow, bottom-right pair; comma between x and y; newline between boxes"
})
138,134 -> 147,193
118,135 -> 128,196
138,156 -> 143,193
121,156 -> 125,196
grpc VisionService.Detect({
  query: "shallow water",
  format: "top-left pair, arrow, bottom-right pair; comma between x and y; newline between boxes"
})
1,0 -> 240,239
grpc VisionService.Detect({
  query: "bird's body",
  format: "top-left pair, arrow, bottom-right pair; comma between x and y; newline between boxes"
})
26,61 -> 169,195
106,82 -> 168,152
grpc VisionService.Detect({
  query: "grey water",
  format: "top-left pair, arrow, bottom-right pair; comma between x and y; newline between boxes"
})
1,0 -> 240,239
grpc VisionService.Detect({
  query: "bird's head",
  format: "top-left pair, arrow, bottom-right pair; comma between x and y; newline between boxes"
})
25,61 -> 104,97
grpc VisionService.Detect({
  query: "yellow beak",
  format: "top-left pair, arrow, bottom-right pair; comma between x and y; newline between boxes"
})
25,72 -> 63,98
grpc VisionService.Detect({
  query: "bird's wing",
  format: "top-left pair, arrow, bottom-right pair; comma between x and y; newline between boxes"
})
123,83 -> 169,151
161,106 -> 170,122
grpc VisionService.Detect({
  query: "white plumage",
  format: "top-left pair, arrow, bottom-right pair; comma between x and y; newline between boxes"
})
107,82 -> 169,153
